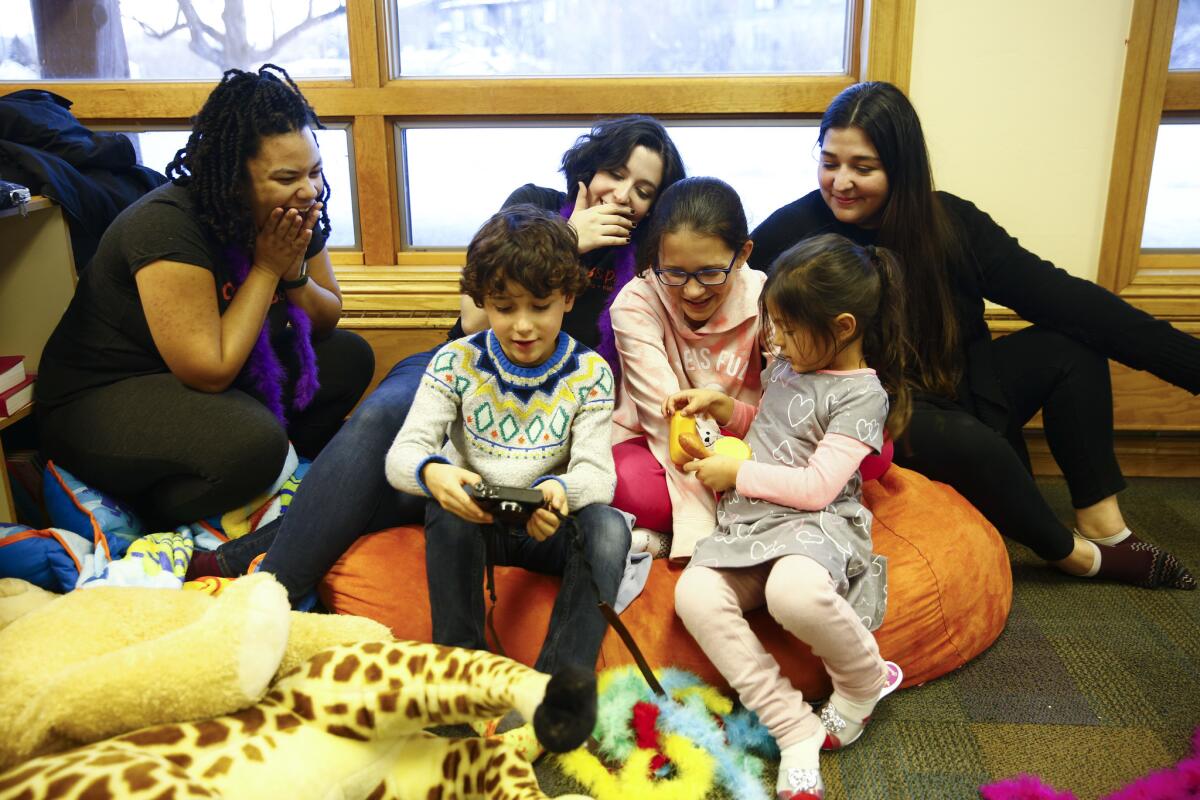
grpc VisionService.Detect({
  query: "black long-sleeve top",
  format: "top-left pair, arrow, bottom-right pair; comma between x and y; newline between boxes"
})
749,190 -> 1200,429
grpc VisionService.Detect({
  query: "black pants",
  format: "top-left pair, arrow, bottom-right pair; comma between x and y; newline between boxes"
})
39,329 -> 374,529
895,326 -> 1125,561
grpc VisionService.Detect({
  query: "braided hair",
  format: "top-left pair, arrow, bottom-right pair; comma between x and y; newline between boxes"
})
166,63 -> 331,255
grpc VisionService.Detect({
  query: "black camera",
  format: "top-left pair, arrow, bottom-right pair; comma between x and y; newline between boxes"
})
464,482 -> 547,526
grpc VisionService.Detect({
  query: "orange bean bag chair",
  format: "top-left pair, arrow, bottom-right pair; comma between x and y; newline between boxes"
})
319,465 -> 1012,694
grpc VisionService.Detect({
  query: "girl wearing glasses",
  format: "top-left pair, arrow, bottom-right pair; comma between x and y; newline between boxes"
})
673,233 -> 909,800
610,176 -> 767,560
749,81 -> 1196,589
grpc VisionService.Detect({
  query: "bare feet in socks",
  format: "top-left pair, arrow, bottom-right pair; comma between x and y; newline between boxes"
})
1073,529 -> 1196,590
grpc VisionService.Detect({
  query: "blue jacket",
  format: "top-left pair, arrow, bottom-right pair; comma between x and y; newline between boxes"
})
0,89 -> 167,273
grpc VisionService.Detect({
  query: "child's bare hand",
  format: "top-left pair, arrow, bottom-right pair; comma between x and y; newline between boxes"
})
527,481 -> 568,541
682,455 -> 742,493
423,463 -> 494,524
662,389 -> 734,426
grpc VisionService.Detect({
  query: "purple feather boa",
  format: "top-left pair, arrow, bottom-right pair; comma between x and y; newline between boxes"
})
559,201 -> 637,386
225,248 -> 320,425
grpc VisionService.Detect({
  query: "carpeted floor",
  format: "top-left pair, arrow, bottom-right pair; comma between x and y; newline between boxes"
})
530,476 -> 1200,800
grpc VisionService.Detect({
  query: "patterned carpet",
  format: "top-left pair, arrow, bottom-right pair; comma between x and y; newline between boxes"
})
533,476 -> 1200,800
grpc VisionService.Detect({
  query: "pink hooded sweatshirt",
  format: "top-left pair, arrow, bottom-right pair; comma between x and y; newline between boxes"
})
610,266 -> 766,558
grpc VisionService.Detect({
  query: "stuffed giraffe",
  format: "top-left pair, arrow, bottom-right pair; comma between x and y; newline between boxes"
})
0,639 -> 596,800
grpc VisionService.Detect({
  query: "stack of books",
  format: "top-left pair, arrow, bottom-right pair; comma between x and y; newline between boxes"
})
0,356 -> 34,417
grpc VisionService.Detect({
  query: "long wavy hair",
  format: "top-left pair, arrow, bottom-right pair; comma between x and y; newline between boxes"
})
560,115 -> 686,206
166,63 -> 331,256
820,81 -> 961,398
763,234 -> 914,438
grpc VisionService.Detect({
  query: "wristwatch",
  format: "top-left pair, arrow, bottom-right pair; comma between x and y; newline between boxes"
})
279,260 -> 309,290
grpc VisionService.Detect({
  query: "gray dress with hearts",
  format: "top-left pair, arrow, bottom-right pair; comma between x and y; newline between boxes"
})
689,362 -> 890,631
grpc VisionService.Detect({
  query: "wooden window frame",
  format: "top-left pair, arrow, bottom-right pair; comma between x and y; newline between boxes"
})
2,0 -> 914,319
1099,0 -> 1200,320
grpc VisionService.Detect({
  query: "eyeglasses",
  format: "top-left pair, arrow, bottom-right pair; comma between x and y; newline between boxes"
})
652,253 -> 737,287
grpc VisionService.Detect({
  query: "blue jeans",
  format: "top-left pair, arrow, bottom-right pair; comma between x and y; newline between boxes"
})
217,346 -> 437,605
424,500 -> 631,674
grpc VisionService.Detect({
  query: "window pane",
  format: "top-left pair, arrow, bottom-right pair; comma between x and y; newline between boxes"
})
391,0 -> 849,77
400,123 -> 819,248
2,0 -> 349,80
1141,123 -> 1200,249
115,127 -> 359,249
1171,0 -> 1200,70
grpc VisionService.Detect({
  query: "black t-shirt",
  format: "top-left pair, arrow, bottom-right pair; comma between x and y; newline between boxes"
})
448,183 -> 626,350
36,181 -> 327,410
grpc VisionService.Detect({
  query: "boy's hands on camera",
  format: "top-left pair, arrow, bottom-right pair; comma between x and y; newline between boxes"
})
662,388 -> 734,427
527,481 -> 569,541
422,462 -> 494,525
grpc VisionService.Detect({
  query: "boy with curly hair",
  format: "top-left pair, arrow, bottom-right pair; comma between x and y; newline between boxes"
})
386,204 -> 629,752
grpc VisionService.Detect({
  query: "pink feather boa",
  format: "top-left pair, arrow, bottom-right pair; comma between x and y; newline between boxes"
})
980,727 -> 1200,799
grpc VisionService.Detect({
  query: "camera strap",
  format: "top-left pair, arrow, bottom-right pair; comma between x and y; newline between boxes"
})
482,512 -> 665,697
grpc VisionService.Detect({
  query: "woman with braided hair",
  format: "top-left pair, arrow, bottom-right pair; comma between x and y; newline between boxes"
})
36,64 -> 374,528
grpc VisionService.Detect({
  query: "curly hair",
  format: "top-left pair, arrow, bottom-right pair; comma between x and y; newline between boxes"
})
166,63 -> 331,254
560,115 -> 686,205
460,204 -> 587,305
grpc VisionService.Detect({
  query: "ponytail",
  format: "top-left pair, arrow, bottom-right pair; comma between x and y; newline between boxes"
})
764,234 -> 915,440
862,245 -> 913,439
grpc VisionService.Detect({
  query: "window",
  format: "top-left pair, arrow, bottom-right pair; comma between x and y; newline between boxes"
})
1169,0 -> 1200,69
388,0 -> 850,78
114,127 -> 359,249
1101,0 -> 1200,312
3,0 -> 349,80
1141,121 -> 1200,249
400,122 -> 819,248
1,0 -> 912,270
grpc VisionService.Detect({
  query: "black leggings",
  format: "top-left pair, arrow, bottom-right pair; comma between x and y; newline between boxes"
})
895,326 -> 1125,561
39,329 -> 374,528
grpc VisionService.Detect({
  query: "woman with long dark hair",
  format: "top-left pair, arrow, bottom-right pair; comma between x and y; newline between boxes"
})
36,64 -> 373,528
750,81 -> 1198,589
201,115 -> 685,605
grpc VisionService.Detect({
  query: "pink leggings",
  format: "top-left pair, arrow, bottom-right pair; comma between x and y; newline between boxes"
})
612,437 -> 672,532
675,555 -> 887,749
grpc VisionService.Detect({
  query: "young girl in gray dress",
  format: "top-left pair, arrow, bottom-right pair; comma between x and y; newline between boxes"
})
671,233 -> 912,800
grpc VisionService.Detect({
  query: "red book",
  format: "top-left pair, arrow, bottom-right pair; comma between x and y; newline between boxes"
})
0,356 -> 24,396
0,374 -> 34,417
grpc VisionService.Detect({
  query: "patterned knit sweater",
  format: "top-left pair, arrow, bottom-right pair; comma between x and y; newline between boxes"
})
386,330 -> 617,511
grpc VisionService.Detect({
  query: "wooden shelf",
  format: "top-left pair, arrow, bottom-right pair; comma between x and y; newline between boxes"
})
0,195 -> 74,522
0,196 -> 54,219
0,402 -> 32,433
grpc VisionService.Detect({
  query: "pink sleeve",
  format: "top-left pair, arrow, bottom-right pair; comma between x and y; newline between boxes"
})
727,399 -> 758,439
735,433 -> 871,511
611,293 -> 717,556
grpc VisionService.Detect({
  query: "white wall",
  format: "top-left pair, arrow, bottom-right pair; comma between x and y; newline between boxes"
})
908,0 -> 1135,281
